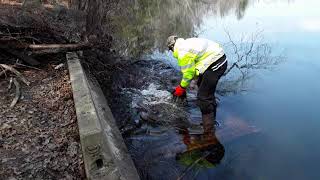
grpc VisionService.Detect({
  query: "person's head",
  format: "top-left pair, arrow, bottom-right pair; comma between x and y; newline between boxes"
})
166,35 -> 178,51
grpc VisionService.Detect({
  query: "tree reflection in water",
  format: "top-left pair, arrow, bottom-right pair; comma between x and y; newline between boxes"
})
218,30 -> 286,95
109,0 -> 285,95
109,0 -> 250,57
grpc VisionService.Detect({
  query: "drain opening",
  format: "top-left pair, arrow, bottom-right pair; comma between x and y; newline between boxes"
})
96,159 -> 103,169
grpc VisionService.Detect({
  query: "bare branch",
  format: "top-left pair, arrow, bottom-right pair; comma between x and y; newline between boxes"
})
7,77 -> 13,90
10,78 -> 21,108
0,64 -> 31,86
225,29 -> 240,61
220,29 -> 285,95
15,62 -> 41,70
0,65 -> 8,77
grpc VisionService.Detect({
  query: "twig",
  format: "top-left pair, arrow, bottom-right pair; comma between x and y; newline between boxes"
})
0,66 -> 8,77
10,78 -> 21,108
223,62 -> 237,76
15,62 -> 41,70
225,30 -> 240,62
0,64 -> 30,86
7,77 -> 13,90
0,70 -> 7,77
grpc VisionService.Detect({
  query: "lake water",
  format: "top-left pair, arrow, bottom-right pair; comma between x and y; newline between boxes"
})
111,0 -> 320,179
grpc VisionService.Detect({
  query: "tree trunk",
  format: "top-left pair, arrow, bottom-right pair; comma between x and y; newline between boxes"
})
85,0 -> 104,38
70,0 -> 88,11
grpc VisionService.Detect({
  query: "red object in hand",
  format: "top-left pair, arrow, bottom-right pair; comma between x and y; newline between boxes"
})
173,85 -> 186,97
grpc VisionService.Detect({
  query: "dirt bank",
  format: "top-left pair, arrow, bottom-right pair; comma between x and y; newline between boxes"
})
0,62 -> 85,179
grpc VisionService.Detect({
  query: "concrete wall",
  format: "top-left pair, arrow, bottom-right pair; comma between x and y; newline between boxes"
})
67,52 -> 140,180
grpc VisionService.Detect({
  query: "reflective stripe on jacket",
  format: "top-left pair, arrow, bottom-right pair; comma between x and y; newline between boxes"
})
173,38 -> 225,88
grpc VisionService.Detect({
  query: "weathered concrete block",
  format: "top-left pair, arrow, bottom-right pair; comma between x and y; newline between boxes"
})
87,75 -> 139,180
67,52 -> 139,180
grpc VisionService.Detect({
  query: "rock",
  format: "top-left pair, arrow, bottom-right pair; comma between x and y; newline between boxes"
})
139,103 -> 191,129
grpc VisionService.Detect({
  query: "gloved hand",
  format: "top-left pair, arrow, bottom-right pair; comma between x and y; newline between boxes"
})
172,85 -> 187,106
173,85 -> 186,97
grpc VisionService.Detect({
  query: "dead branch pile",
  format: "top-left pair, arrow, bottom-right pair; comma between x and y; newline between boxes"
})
0,1 -> 113,66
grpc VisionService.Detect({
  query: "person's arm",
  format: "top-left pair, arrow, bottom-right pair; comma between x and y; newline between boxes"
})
178,51 -> 197,88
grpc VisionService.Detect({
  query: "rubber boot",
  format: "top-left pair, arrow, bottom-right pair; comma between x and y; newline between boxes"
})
184,113 -> 218,152
188,112 -> 215,135
202,112 -> 215,136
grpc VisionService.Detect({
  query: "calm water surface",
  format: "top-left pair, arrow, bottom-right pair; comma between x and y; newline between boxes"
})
112,0 -> 320,179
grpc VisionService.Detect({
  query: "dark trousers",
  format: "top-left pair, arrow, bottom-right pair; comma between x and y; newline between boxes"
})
197,55 -> 227,116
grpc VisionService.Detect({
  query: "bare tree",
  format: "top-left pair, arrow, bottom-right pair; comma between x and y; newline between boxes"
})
110,0 -> 251,57
217,29 -> 285,95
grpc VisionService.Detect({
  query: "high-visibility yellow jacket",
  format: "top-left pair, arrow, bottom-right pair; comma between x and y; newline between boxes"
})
173,38 -> 225,88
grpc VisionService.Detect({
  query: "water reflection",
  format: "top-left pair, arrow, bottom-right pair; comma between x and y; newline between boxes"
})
218,30 -> 286,95
104,0 -> 320,179
128,127 -> 225,179
110,0 -> 250,57
177,130 -> 225,173
127,110 -> 258,179
109,0 -> 285,95
121,78 -> 259,179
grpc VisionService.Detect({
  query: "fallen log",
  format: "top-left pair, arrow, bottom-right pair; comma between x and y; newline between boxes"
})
28,42 -> 92,55
0,41 -> 92,55
28,43 -> 90,50
0,1 -> 56,9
